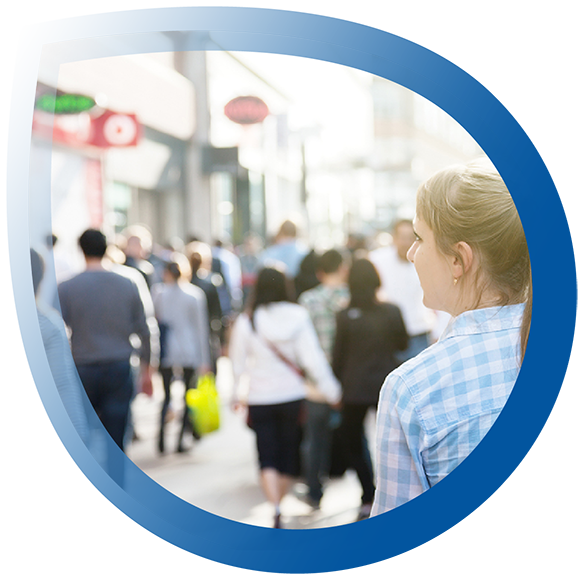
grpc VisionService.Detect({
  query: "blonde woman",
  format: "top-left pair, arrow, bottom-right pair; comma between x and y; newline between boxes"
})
372,159 -> 532,515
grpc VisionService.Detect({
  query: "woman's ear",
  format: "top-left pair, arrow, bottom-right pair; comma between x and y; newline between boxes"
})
452,242 -> 474,279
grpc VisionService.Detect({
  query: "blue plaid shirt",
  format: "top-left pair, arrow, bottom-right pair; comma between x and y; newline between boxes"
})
372,303 -> 525,515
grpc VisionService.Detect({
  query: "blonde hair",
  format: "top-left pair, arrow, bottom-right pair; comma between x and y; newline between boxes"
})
416,158 -> 531,362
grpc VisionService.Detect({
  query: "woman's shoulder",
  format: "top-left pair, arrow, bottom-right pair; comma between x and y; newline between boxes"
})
391,338 -> 450,382
177,281 -> 206,300
282,302 -> 312,325
231,311 -> 252,335
234,310 -> 251,325
256,302 -> 311,333
390,329 -> 490,406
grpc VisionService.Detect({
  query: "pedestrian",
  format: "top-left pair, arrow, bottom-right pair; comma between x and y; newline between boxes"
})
212,238 -> 243,313
297,249 -> 350,508
345,232 -> 368,259
259,219 -> 308,278
107,240 -> 160,446
58,229 -> 154,458
229,267 -> 341,528
237,232 -> 263,306
37,233 -> 74,310
371,159 -> 532,515
369,218 -> 437,362
332,258 -> 408,521
120,224 -> 157,288
294,249 -> 320,298
31,248 -> 89,444
151,258 -> 211,454
186,240 -> 225,372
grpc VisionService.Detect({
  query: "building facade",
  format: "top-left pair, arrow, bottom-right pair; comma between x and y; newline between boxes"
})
30,43 -> 484,270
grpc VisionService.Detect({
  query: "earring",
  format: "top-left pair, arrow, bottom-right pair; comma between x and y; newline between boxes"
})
453,277 -> 459,286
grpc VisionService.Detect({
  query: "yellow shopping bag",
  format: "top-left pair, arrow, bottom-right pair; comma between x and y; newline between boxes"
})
186,373 -> 220,436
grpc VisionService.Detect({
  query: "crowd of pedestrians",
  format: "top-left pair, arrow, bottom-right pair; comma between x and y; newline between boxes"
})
31,157 -> 531,529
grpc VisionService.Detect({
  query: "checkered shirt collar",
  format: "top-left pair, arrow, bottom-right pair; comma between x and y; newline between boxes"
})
440,303 -> 526,341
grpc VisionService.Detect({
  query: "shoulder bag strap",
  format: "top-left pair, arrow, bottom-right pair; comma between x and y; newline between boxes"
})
250,314 -> 306,379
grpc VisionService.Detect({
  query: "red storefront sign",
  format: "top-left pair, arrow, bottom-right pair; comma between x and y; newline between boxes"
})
89,110 -> 141,147
32,108 -> 142,149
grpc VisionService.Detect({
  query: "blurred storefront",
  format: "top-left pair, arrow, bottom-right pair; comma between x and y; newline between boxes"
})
29,46 -> 310,262
30,46 -> 196,268
203,51 -> 305,248
29,43 -> 483,266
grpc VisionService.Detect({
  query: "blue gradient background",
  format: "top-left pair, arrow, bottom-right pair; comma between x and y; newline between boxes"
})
6,7 -> 578,573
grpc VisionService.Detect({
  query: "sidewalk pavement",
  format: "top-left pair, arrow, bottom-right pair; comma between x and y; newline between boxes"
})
127,357 -> 376,529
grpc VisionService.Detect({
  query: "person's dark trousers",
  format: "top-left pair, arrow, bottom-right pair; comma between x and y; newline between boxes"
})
76,360 -> 134,450
302,400 -> 333,504
338,403 -> 376,505
247,399 -> 304,476
159,367 -> 195,453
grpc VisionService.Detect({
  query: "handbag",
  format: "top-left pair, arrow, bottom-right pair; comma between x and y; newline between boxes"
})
185,373 -> 220,436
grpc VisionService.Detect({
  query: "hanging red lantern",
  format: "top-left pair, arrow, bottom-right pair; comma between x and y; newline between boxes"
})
224,96 -> 270,125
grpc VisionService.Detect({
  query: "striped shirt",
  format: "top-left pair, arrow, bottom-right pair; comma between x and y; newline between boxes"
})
372,303 -> 525,515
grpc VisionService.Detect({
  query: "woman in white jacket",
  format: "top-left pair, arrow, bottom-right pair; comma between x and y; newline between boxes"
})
152,260 -> 211,454
229,267 -> 341,528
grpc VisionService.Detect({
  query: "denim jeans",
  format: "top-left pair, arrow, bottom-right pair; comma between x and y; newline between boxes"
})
302,401 -> 334,502
76,359 -> 133,450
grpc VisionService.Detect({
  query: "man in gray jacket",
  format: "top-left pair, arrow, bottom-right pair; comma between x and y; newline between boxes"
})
58,229 -> 153,451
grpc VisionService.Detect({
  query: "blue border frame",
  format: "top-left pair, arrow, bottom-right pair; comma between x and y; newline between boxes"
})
6,7 -> 578,573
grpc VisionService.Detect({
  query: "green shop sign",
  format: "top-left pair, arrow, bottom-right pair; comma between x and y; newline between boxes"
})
35,93 -> 96,114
